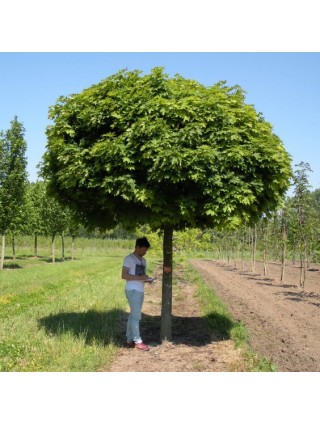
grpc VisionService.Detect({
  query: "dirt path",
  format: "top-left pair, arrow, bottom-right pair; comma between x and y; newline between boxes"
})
190,259 -> 320,372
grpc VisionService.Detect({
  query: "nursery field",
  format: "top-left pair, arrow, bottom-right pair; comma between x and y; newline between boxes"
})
0,238 -> 153,371
191,259 -> 320,372
1,236 -> 318,372
0,237 -> 268,372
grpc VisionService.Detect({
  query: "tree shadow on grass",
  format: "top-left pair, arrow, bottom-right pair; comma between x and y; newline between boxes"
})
3,263 -> 23,269
38,310 -> 234,347
39,258 -> 72,263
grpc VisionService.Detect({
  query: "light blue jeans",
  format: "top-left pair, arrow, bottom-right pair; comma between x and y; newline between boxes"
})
125,289 -> 144,344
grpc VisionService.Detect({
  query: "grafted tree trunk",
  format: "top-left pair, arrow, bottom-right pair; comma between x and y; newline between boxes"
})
161,225 -> 173,342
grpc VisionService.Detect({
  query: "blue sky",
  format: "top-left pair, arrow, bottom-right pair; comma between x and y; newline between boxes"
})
1,52 -> 320,193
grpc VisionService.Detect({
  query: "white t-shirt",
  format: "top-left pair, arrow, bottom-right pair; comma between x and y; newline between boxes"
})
123,253 -> 147,292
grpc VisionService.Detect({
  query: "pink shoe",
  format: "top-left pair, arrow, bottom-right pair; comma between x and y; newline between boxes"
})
126,341 -> 135,348
135,342 -> 150,351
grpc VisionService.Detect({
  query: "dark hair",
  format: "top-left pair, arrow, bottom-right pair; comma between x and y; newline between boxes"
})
135,237 -> 151,249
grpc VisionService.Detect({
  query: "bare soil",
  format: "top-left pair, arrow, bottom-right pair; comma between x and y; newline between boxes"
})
104,259 -> 320,372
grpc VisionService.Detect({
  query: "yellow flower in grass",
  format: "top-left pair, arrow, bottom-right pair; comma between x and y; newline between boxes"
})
0,295 -> 13,305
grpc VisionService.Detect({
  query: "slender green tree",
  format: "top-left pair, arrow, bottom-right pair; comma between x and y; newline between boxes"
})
0,117 -> 28,269
65,207 -> 84,261
41,190 -> 69,262
292,162 -> 313,287
23,181 -> 48,256
42,68 -> 292,340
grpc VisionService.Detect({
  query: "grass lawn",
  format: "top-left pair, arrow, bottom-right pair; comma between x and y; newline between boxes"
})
0,237 -> 274,372
0,238 -> 159,371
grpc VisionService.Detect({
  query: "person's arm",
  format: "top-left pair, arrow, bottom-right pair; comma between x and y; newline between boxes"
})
121,266 -> 149,281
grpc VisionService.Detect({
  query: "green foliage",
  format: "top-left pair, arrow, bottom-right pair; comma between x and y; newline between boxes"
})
42,67 -> 292,232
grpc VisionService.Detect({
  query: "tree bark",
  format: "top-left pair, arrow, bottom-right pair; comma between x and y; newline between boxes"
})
61,231 -> 65,261
12,233 -> 16,260
0,233 -> 5,270
51,235 -> 56,263
263,249 -> 267,276
160,225 -> 173,342
251,225 -> 257,272
280,210 -> 287,282
71,236 -> 75,261
34,233 -> 38,257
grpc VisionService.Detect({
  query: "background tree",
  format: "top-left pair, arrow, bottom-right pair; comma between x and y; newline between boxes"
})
308,189 -> 320,262
279,207 -> 288,281
0,117 -> 28,269
41,192 -> 69,263
65,207 -> 85,261
42,67 -> 292,340
24,181 -> 47,256
8,207 -> 26,260
292,162 -> 313,286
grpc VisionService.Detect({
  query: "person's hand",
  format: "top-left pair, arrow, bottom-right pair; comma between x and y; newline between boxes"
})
145,276 -> 155,283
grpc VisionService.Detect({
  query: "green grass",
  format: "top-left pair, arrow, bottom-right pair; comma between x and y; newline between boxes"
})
1,236 -> 275,372
185,262 -> 277,372
0,240 -> 159,372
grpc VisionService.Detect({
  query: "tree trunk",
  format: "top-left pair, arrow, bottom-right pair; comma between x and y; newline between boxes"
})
241,234 -> 245,270
0,233 -> 5,270
61,231 -> 65,261
263,249 -> 267,276
34,233 -> 38,257
251,225 -> 257,272
280,211 -> 287,282
160,226 -> 173,342
300,253 -> 304,287
280,241 -> 286,282
12,233 -> 16,260
71,236 -> 75,261
51,234 -> 56,263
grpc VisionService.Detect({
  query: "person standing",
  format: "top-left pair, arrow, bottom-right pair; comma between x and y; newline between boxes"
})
122,237 -> 152,351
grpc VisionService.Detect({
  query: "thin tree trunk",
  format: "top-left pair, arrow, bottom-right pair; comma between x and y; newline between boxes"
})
61,231 -> 65,261
301,245 -> 307,288
299,241 -> 307,288
300,253 -> 304,287
161,226 -> 173,342
34,233 -> 38,257
71,236 -> 75,261
242,234 -> 245,270
251,225 -> 257,272
280,211 -> 287,282
12,233 -> 16,260
0,233 -> 5,270
51,234 -> 56,263
263,249 -> 267,276
280,242 -> 286,282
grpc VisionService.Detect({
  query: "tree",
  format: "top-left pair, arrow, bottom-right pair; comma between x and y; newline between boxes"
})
292,162 -> 313,287
23,181 -> 47,256
0,117 -> 28,269
42,67 -> 292,340
40,188 -> 69,263
65,207 -> 84,261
